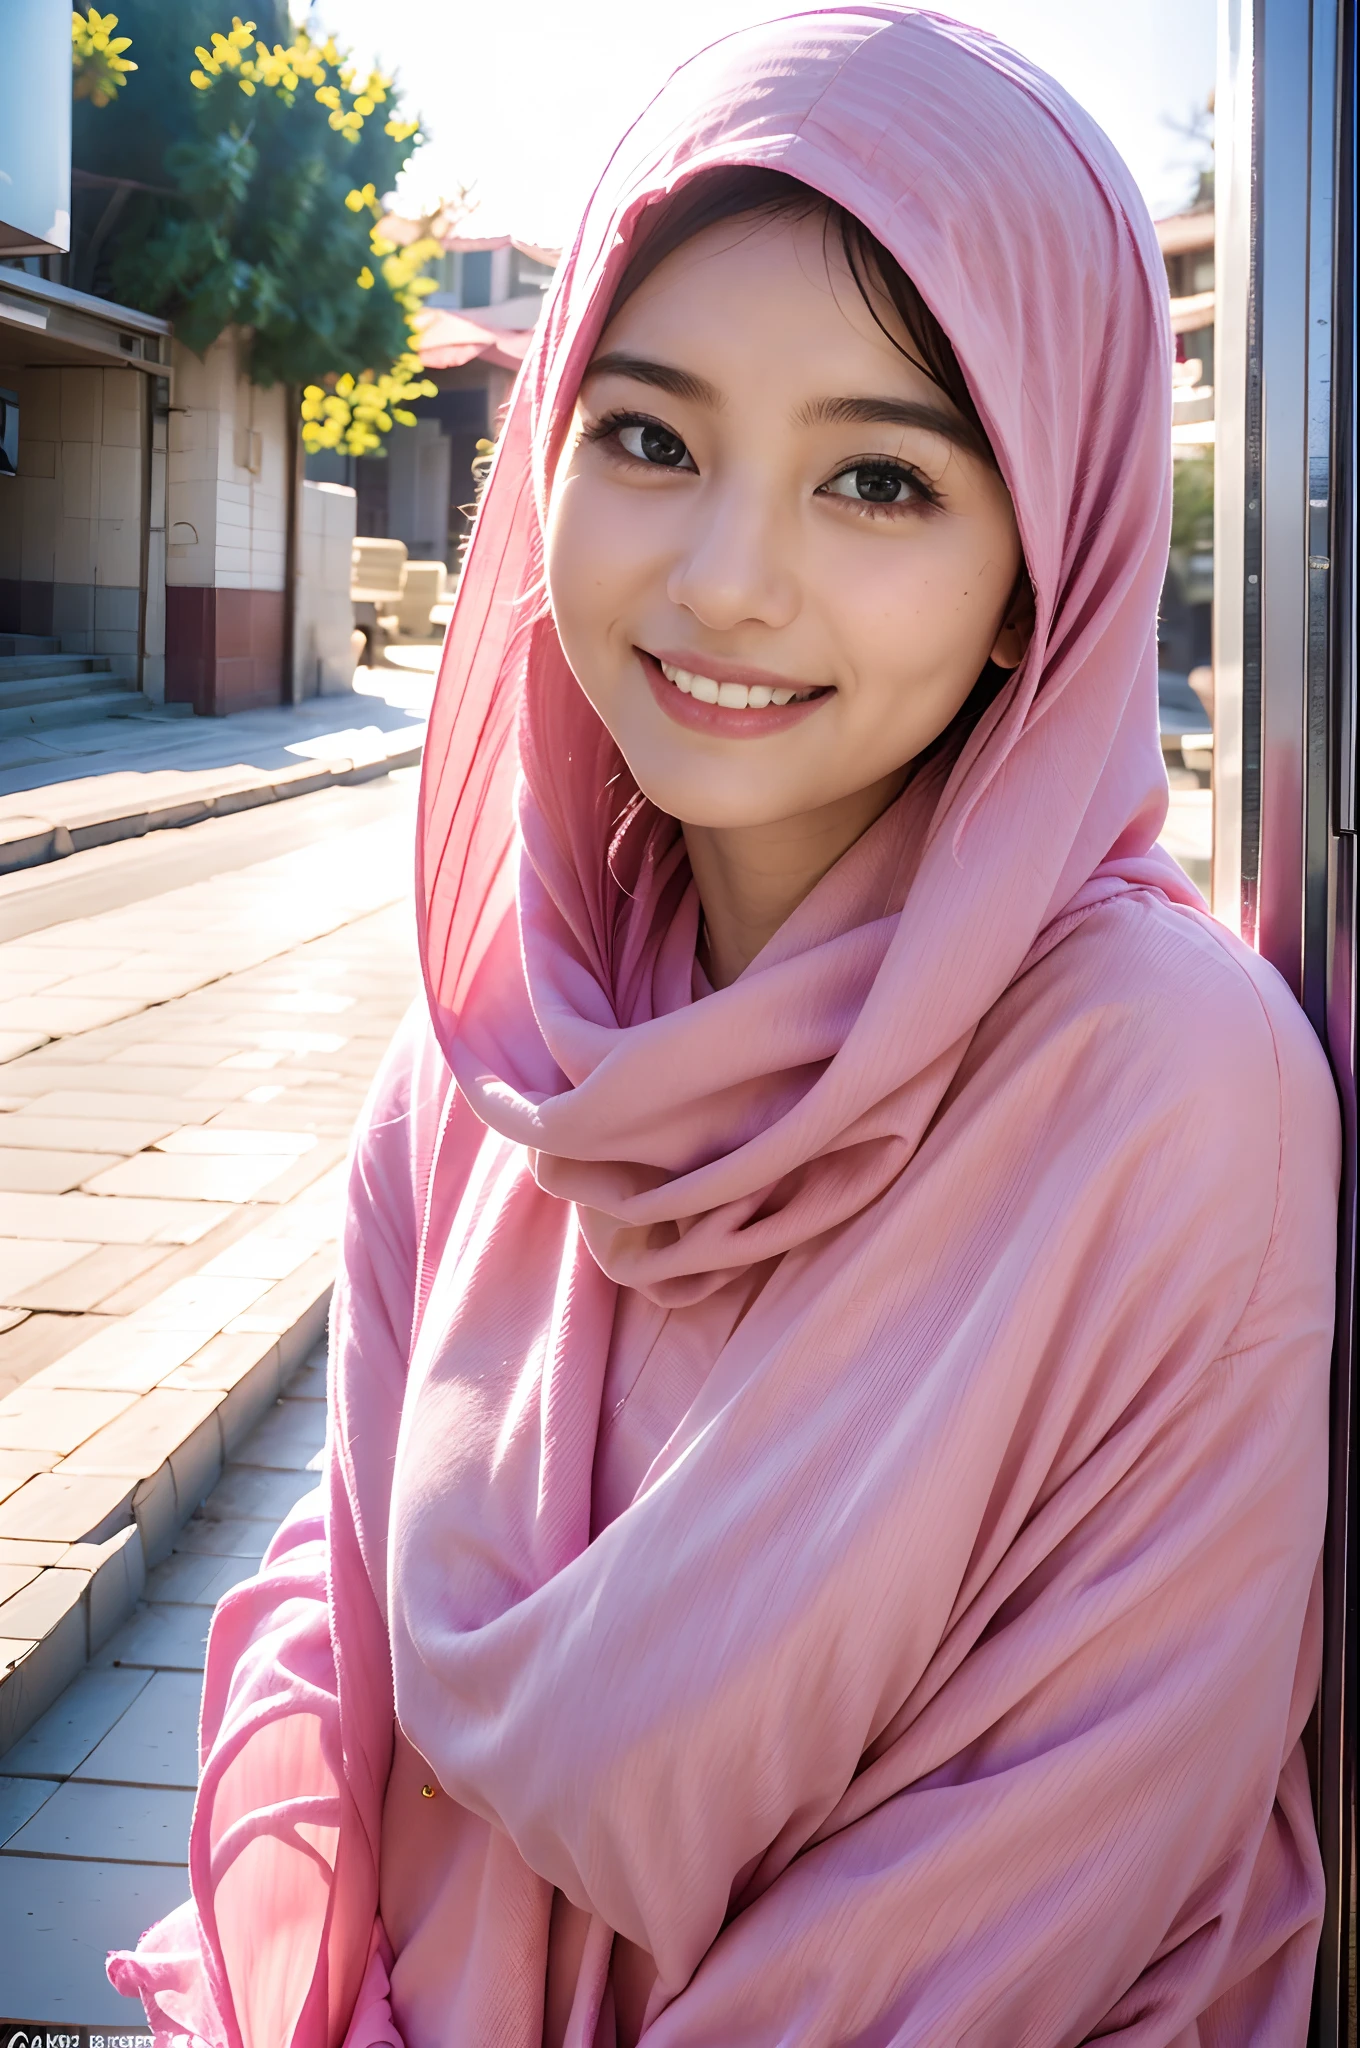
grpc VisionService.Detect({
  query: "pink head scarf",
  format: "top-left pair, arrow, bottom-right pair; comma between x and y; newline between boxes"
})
418,4 -> 1190,1305
110,12 -> 1338,2047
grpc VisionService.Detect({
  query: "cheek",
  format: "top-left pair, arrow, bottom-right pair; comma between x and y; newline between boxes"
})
815,517 -> 1014,684
546,473 -> 655,660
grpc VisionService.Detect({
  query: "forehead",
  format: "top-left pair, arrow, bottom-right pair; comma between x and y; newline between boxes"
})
591,212 -> 939,402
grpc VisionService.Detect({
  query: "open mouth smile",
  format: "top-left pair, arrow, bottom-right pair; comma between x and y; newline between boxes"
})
639,649 -> 833,737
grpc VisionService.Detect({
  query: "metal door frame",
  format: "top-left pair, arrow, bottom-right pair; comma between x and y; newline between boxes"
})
1215,1 -> 1356,2038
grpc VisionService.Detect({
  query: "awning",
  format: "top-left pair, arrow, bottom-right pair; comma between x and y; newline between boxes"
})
0,266 -> 170,373
414,308 -> 534,373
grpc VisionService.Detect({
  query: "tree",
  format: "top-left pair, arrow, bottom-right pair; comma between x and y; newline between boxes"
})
71,3 -> 438,451
71,9 -> 137,107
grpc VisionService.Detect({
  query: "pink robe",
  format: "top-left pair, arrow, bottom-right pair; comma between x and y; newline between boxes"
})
109,9 -> 1341,2045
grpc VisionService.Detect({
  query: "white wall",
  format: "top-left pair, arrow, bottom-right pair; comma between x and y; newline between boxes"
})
165,331 -> 288,595
294,480 -> 356,698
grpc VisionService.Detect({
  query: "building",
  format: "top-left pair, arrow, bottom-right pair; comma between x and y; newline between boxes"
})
0,0 -> 356,726
306,232 -> 558,572
0,1 -> 173,725
1154,182 -> 1215,686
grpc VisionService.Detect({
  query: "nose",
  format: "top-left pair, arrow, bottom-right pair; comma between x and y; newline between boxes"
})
665,472 -> 800,633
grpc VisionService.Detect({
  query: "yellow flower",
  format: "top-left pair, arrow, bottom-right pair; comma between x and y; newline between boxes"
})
356,267 -> 375,289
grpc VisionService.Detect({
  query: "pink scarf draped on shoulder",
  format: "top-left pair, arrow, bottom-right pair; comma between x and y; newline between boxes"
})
110,9 -> 1341,2046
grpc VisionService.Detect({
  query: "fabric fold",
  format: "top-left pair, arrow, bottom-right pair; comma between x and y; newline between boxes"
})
111,10 -> 1339,2047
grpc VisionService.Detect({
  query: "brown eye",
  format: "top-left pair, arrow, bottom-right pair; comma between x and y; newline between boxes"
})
824,463 -> 915,504
618,420 -> 694,468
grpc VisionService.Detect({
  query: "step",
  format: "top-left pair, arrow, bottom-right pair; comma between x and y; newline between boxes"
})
0,665 -> 124,713
0,686 -> 148,737
0,653 -> 113,683
0,633 -> 59,657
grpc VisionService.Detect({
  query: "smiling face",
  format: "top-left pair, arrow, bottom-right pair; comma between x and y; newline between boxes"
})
545,207 -> 1028,837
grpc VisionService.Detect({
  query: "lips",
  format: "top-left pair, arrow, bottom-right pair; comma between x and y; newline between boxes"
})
638,649 -> 832,739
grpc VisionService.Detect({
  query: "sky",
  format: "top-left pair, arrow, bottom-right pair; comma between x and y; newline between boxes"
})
304,0 -> 1215,248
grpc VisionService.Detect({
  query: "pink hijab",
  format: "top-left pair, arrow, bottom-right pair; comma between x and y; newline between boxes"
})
111,9 -> 1340,2046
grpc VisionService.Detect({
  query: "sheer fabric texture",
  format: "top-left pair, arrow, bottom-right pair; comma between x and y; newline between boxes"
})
110,8 -> 1340,2045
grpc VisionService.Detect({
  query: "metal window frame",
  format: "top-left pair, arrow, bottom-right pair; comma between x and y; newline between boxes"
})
1215,2 -> 1356,2038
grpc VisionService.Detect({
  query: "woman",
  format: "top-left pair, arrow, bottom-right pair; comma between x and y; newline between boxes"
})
112,9 -> 1340,2045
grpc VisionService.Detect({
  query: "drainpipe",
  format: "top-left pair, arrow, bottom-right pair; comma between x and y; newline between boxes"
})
282,382 -> 302,704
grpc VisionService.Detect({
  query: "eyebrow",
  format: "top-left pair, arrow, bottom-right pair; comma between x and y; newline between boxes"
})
581,351 -> 974,453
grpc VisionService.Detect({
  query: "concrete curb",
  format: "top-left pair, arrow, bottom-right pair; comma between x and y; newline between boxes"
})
0,731 -> 425,878
0,1236 -> 334,1757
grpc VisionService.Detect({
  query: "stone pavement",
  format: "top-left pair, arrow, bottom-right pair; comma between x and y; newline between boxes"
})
0,1339 -> 327,2025
0,655 -> 436,877
0,771 -> 420,1765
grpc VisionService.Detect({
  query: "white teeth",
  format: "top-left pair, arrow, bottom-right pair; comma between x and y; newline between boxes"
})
657,658 -> 816,710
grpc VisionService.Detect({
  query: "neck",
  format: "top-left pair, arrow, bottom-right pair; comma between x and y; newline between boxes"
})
683,768 -> 908,989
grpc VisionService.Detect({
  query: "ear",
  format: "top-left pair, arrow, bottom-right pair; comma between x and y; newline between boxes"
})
989,573 -> 1035,672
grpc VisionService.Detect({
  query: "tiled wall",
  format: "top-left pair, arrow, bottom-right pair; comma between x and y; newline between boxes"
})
0,364 -> 144,666
164,329 -> 290,714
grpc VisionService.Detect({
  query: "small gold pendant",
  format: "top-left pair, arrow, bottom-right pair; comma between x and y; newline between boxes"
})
420,1783 -> 436,1799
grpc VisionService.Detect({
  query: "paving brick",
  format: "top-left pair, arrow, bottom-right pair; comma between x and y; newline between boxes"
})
90,1207 -> 263,1317
0,1562 -> 40,1603
0,1470 -> 134,1544
27,1321 -> 212,1394
197,1463 -> 316,1525
145,1550 -> 255,1607
12,1084 -> 230,1118
0,1238 -> 89,1299
161,1328 -> 278,1395
73,1668 -> 202,1789
252,1138 -> 349,1204
108,1039 -> 238,1070
0,1536 -> 68,1568
235,1399 -> 325,1473
198,1232 -> 316,1281
1,1664 -> 151,1779
0,1451 -> 55,1507
171,1513 -> 278,1559
0,1851 -> 189,2020
58,1388 -> 221,1477
0,994 -> 145,1034
4,1774 -> 194,1862
0,1149 -> 121,1194
0,1312 -> 117,1396
282,1356 -> 328,1403
0,1567 -> 90,1643
84,1150 -> 294,1202
0,1600 -> 87,1745
157,1125 -> 317,1156
0,1386 -> 136,1455
0,1114 -> 180,1152
10,1241 -> 176,1313
225,1250 -> 334,1337
0,1772 -> 57,1844
0,1190 -> 235,1245
94,1599 -> 210,1674
0,1030 -> 48,1061
126,1272 -> 271,1332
